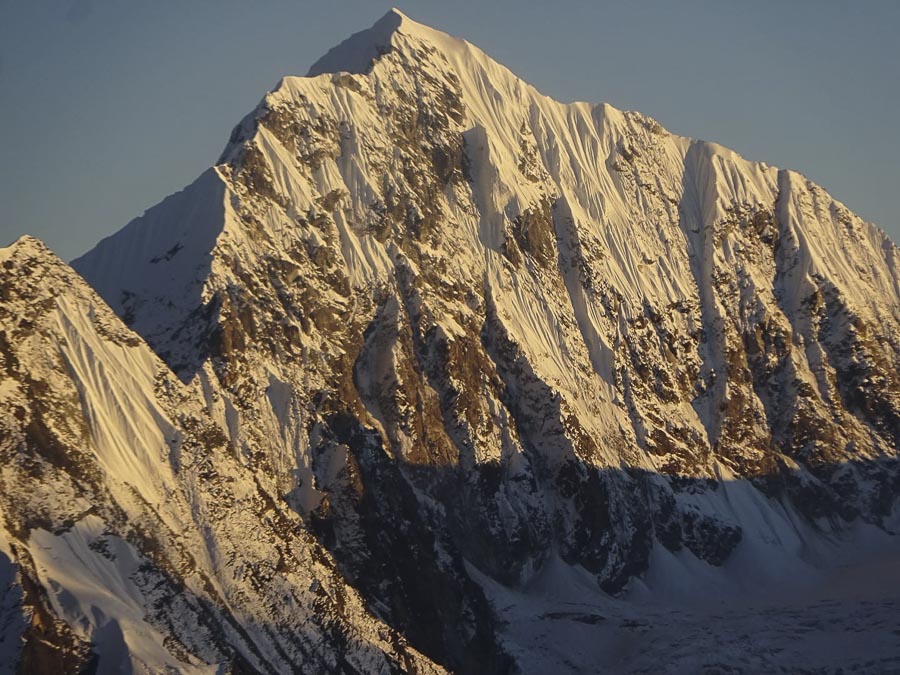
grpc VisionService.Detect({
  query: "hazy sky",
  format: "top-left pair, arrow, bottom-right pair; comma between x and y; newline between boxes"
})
2,0 -> 898,261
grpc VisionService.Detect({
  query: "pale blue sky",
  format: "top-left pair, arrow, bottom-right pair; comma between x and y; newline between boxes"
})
1,1 -> 898,260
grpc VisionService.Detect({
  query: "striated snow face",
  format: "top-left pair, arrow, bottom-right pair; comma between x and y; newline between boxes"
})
0,237 -> 444,673
2,8 -> 899,673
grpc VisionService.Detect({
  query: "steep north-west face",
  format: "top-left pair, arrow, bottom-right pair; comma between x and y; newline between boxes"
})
1,8 -> 899,673
0,236 -> 444,673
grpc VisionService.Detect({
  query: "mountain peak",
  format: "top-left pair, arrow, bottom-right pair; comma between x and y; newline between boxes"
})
307,8 -> 460,77
385,7 -> 410,21
0,234 -> 57,267
3,233 -> 47,253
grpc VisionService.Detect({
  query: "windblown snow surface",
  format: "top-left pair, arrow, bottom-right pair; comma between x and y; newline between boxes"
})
1,8 -> 898,674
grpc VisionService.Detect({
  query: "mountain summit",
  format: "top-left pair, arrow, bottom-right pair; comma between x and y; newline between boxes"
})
2,10 -> 899,673
307,8 -> 410,76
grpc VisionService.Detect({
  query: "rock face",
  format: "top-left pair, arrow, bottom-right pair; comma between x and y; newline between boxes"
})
0,236 -> 443,673
1,8 -> 898,674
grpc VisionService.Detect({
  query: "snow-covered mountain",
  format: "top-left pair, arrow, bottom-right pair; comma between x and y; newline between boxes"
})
2,8 -> 899,673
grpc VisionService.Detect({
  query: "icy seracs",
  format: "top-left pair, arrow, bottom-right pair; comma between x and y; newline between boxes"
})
2,9 -> 899,674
